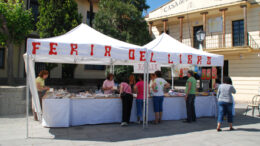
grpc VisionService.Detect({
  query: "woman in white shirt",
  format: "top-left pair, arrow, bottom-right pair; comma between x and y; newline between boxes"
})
152,71 -> 170,124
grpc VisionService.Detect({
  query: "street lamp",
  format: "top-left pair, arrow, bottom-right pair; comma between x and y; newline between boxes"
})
196,30 -> 206,51
196,30 -> 206,91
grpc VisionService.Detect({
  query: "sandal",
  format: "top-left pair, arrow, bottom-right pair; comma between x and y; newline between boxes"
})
217,128 -> 222,132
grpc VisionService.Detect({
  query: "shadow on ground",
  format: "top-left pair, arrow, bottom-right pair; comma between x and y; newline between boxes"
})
43,106 -> 260,142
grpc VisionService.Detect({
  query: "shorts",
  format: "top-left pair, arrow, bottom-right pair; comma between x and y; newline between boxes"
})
153,96 -> 164,113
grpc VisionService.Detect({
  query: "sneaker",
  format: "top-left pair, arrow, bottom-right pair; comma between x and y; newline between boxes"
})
121,122 -> 128,126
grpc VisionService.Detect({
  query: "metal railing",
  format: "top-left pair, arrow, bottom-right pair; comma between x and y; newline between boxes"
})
248,33 -> 260,49
182,32 -> 260,50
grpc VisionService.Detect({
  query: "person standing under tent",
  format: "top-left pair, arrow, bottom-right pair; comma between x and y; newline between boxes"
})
134,75 -> 144,124
34,70 -> 50,121
216,76 -> 236,132
184,70 -> 197,123
102,73 -> 115,94
120,76 -> 134,126
152,71 -> 170,124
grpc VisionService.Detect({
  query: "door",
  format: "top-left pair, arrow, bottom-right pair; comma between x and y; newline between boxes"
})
232,20 -> 244,46
193,25 -> 203,49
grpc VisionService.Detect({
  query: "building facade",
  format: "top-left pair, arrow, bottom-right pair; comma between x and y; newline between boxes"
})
0,0 -> 106,83
146,0 -> 260,102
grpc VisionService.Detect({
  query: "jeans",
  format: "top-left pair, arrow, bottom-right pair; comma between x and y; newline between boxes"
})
121,93 -> 133,123
136,99 -> 143,117
153,96 -> 164,112
218,101 -> 233,123
186,94 -> 196,122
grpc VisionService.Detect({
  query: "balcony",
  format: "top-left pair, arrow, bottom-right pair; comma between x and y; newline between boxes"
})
182,32 -> 260,55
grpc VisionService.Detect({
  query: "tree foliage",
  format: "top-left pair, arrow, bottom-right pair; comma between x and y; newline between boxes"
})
0,0 -> 34,84
93,0 -> 151,46
37,0 -> 82,38
36,0 -> 82,77
0,0 -> 33,46
93,0 -> 151,81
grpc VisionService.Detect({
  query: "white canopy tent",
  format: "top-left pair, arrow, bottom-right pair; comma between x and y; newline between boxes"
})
24,23 -> 152,138
24,24 -> 224,137
144,33 -> 224,89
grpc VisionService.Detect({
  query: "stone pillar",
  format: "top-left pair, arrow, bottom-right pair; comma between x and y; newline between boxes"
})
149,22 -> 153,35
220,8 -> 228,48
241,4 -> 248,46
178,16 -> 184,42
162,19 -> 168,33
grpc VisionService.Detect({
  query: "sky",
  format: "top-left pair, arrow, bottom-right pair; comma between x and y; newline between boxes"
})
146,0 -> 172,14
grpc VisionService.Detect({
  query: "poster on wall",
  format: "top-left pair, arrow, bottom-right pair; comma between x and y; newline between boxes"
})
174,65 -> 194,78
201,69 -> 207,80
179,68 -> 184,78
206,69 -> 212,80
212,67 -> 217,79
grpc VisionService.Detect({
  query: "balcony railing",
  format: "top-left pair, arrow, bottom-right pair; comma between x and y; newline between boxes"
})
248,33 -> 260,50
182,32 -> 260,50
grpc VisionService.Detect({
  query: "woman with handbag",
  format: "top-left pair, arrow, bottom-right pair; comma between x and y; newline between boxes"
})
120,76 -> 133,126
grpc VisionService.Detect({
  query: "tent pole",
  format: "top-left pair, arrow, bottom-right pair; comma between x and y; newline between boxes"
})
109,59 -> 113,73
146,67 -> 149,127
145,49 -> 149,127
142,62 -> 146,129
171,65 -> 174,90
221,66 -> 224,84
26,54 -> 29,139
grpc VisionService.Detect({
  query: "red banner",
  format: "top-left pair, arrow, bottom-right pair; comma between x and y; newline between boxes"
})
179,68 -> 184,78
212,67 -> 217,79
206,69 -> 211,80
201,69 -> 206,80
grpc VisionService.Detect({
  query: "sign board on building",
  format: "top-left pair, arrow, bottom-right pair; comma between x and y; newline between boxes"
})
148,0 -> 242,20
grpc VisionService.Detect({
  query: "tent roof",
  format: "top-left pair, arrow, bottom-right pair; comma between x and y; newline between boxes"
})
144,33 -> 224,66
145,33 -> 222,57
31,23 -> 141,49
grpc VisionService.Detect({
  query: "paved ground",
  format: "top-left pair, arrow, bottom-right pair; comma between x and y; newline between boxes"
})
0,104 -> 260,146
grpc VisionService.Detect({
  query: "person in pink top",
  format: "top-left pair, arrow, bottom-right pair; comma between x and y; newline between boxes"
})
120,76 -> 133,126
102,73 -> 115,94
134,75 -> 144,124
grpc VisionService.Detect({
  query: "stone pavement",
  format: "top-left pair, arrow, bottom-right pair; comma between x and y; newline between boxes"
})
0,104 -> 260,146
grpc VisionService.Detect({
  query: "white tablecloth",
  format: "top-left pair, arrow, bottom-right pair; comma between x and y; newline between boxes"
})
42,96 -> 217,127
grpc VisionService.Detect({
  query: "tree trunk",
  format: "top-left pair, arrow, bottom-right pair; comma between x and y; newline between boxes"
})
7,41 -> 14,85
89,0 -> 93,27
17,45 -> 22,78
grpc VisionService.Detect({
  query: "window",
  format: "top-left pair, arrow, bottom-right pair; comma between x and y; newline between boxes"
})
87,11 -> 95,27
29,0 -> 39,29
84,65 -> 105,70
193,25 -> 203,49
0,48 -> 5,69
232,20 -> 244,46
